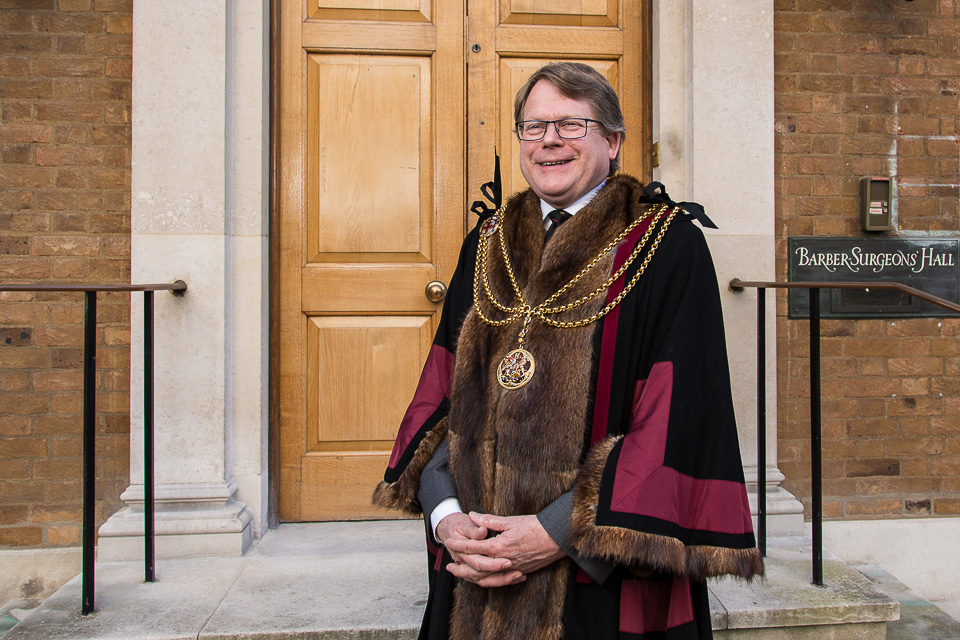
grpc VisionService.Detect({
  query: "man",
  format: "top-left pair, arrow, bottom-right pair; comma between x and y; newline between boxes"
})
374,62 -> 761,640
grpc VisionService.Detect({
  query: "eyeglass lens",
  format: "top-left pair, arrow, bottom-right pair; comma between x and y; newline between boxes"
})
517,119 -> 591,141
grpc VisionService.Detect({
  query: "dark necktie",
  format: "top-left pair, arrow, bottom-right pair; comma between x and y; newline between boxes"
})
545,209 -> 572,242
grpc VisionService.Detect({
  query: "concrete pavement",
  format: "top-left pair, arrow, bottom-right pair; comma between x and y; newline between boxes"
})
1,522 -> 924,640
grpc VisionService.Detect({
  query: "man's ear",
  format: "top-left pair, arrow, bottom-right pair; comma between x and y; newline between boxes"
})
607,132 -> 622,160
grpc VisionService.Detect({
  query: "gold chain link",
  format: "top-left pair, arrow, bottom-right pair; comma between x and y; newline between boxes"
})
472,203 -> 677,335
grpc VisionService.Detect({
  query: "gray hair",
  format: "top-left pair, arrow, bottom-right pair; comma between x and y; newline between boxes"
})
513,62 -> 626,175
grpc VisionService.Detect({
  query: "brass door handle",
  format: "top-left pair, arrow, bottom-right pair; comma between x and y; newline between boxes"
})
425,280 -> 447,303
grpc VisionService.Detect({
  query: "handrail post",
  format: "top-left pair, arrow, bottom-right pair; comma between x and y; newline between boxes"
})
144,291 -> 156,582
809,288 -> 823,586
81,291 -> 97,615
757,288 -> 766,557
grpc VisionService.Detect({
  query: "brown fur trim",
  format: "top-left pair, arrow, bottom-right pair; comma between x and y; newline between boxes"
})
570,436 -> 686,574
570,435 -> 765,582
450,561 -> 571,640
371,417 -> 449,516
686,545 -> 764,582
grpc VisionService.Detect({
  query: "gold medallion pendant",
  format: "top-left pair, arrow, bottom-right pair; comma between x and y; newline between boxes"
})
497,348 -> 535,389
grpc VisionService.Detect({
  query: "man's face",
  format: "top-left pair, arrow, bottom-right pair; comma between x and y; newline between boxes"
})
517,79 -> 622,210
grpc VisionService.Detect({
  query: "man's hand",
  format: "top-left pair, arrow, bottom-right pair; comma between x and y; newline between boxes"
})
436,512 -> 524,587
442,512 -> 565,586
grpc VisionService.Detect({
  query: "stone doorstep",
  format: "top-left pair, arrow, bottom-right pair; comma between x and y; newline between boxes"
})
4,523 -> 898,640
710,536 -> 899,639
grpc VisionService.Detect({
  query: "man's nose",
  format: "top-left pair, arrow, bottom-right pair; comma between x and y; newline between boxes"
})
542,122 -> 564,145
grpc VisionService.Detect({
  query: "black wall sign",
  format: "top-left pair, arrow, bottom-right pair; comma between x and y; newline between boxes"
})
788,237 -> 960,319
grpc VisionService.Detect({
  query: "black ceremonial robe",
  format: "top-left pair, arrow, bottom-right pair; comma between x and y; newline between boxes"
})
374,174 -> 762,640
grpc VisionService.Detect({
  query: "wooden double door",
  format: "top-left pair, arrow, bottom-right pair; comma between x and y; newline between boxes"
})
277,0 -> 650,521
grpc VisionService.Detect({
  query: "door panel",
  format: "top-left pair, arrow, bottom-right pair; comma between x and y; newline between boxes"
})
501,0 -> 616,26
308,55 -> 431,259
278,0 -> 648,521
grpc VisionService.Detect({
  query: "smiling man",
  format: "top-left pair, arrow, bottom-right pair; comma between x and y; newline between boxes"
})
375,62 -> 761,640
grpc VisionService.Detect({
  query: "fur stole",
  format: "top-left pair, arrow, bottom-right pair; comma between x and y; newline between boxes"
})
446,175 -> 651,640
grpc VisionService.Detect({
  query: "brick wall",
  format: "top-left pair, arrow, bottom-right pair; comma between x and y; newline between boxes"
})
775,0 -> 960,519
0,0 -> 132,549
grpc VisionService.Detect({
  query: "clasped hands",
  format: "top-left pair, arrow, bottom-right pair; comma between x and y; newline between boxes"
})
436,511 -> 565,588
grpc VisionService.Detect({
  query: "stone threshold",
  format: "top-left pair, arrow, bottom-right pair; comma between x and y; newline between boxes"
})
4,522 -> 898,640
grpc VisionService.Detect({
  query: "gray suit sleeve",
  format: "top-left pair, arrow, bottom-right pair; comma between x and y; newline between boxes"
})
537,491 -> 615,585
417,439 -> 458,519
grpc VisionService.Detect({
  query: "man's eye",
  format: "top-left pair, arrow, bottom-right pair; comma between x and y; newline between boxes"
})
558,120 -> 583,131
525,123 -> 545,133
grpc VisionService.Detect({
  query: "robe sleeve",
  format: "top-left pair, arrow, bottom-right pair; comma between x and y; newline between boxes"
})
372,228 -> 479,516
569,218 -> 763,582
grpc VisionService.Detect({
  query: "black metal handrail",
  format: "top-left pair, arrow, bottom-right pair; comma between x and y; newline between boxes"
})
0,281 -> 187,614
731,278 -> 960,587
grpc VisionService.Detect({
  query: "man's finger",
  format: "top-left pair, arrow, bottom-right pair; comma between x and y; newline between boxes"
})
468,511 -> 509,531
474,571 -> 526,588
445,563 -> 525,587
457,552 -> 511,573
443,536 -> 502,558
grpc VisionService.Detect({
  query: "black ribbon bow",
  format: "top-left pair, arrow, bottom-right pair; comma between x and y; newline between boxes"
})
639,181 -> 718,229
470,151 -> 502,220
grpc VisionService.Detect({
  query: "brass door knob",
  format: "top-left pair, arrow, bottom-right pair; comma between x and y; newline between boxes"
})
425,280 -> 447,303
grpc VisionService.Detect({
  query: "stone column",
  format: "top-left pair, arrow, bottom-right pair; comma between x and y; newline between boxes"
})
654,0 -> 804,534
98,0 -> 269,560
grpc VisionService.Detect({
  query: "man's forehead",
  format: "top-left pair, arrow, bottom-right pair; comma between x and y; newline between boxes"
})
522,81 -> 594,118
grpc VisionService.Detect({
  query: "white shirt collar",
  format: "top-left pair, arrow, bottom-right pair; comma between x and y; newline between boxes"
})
540,180 -> 606,226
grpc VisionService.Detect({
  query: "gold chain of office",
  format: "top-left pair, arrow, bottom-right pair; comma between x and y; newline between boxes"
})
472,202 -> 677,389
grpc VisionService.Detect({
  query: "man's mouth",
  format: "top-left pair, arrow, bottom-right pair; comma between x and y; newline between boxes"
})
539,159 -> 572,167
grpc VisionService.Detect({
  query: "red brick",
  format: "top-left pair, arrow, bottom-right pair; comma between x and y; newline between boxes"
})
846,499 -> 902,517
797,33 -> 858,54
889,358 -> 943,376
47,525 -> 79,545
0,417 -> 30,437
33,415 -> 80,436
902,378 -> 931,396
797,114 -> 857,134
0,505 -> 30,525
0,77 -> 53,99
35,56 -> 102,76
932,377 -> 960,395
847,418 -> 900,437
32,370 -> 83,391
798,74 -> 855,93
899,58 -> 926,76
36,191 -> 103,211
846,458 -> 901,478
35,12 -> 102,33
931,456 -> 960,476
888,396 -> 944,417
35,102 -> 103,122
0,437 -> 47,458
31,235 -> 99,256
883,37 -> 940,56
33,458 -> 82,479
934,498 -> 960,515
32,326 -> 83,347
0,526 -> 42,546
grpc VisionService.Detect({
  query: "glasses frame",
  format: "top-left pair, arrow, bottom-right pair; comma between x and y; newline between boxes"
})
514,118 -> 603,142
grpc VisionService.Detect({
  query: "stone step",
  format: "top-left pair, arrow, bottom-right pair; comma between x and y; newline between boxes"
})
856,565 -> 960,640
3,523 -> 899,640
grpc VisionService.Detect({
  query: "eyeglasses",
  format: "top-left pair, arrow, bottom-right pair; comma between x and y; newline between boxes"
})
515,118 -> 602,141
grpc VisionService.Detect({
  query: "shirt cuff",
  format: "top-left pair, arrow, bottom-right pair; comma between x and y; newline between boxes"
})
430,497 -> 463,540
